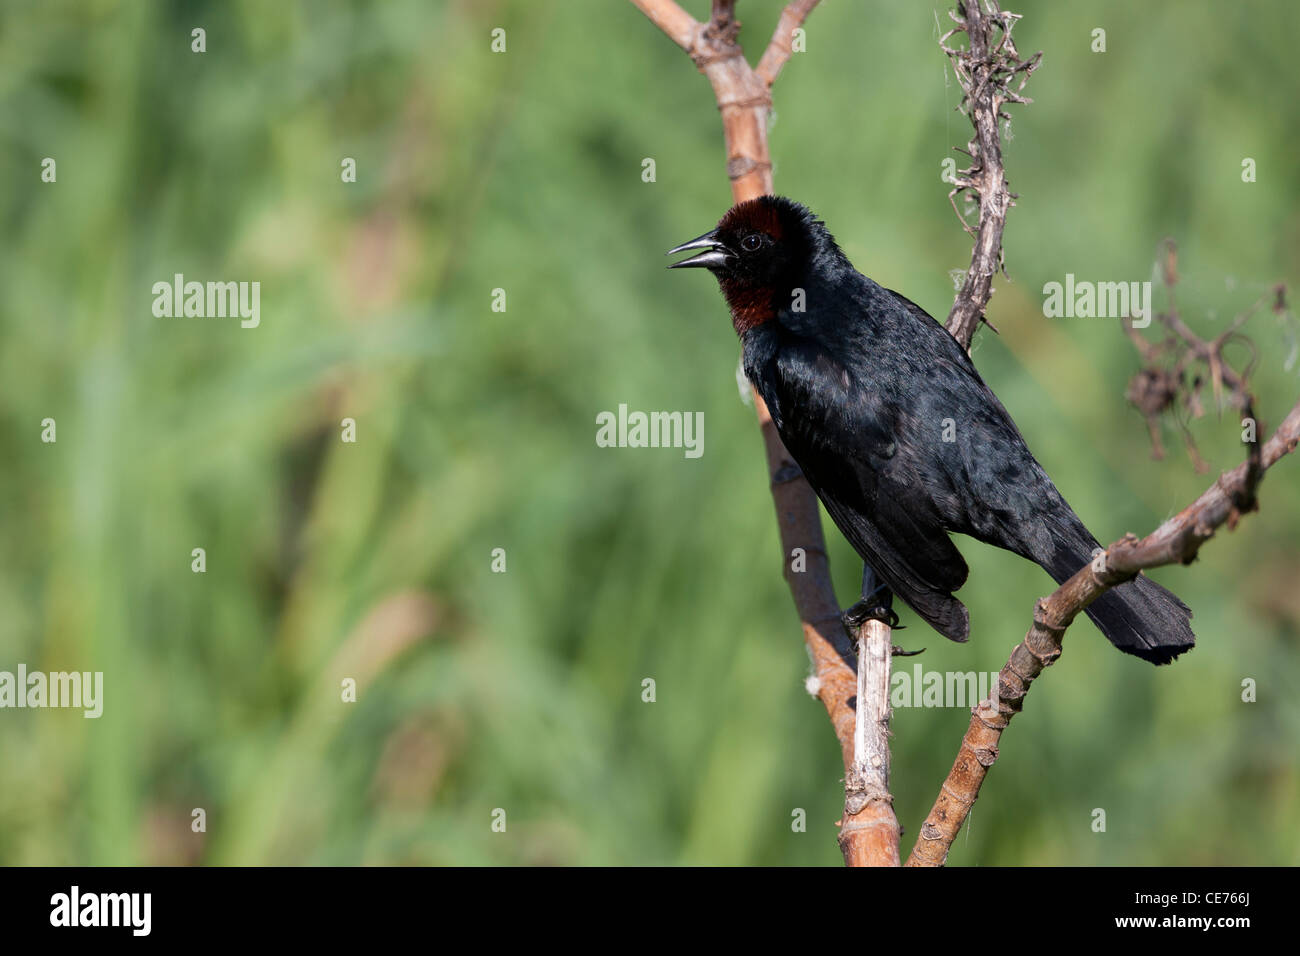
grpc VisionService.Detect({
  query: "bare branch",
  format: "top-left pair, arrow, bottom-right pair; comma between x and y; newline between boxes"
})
838,620 -> 901,866
941,0 -> 1041,350
756,0 -> 822,88
906,394 -> 1300,866
628,0 -> 700,53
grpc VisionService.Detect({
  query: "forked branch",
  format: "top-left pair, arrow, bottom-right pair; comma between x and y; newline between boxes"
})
630,0 -> 902,867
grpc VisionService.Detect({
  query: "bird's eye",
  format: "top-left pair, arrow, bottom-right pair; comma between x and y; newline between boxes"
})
740,233 -> 763,252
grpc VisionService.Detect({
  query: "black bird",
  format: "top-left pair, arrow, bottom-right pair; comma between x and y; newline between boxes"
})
668,195 -> 1194,664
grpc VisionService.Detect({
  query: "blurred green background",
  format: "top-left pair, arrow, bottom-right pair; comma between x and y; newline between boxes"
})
1,0 -> 1297,866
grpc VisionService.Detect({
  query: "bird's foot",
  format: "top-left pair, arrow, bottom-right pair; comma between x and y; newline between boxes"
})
842,599 -> 901,632
891,644 -> 925,657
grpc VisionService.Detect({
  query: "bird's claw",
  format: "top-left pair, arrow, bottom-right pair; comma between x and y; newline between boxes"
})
842,600 -> 901,632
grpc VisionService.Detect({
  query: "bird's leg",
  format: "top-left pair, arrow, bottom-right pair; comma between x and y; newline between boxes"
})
843,566 -> 923,658
842,563 -> 901,631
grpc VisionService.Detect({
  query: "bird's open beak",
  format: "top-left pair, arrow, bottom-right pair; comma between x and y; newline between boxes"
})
667,229 -> 731,270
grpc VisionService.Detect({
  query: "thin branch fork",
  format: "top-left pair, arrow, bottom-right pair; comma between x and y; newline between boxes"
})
906,394 -> 1300,867
631,0 -> 902,867
629,0 -> 820,196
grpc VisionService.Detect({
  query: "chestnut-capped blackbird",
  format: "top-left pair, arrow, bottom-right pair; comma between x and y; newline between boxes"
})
668,195 -> 1194,664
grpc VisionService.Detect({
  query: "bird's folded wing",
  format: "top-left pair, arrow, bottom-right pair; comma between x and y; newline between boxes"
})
764,337 -> 971,603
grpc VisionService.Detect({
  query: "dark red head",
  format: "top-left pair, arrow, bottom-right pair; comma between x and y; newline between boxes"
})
668,195 -> 835,334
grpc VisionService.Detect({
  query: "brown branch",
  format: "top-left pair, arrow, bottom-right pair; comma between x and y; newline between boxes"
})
755,0 -> 821,87
632,0 -> 901,867
906,394 -> 1300,867
628,0 -> 699,52
940,0 -> 1041,351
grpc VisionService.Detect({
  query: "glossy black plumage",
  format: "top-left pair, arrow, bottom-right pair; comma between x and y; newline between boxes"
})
670,195 -> 1194,664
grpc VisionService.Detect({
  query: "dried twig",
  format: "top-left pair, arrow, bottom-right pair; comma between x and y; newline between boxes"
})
1125,239 -> 1286,472
940,0 -> 1041,350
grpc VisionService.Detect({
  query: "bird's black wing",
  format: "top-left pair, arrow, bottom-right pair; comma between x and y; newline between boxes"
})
878,286 -> 1074,558
756,332 -> 972,641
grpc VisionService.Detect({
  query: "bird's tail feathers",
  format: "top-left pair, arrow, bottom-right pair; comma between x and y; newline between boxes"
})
1041,525 -> 1195,665
901,587 -> 970,644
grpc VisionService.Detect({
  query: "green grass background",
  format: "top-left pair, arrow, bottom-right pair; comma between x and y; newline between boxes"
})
0,0 -> 1297,865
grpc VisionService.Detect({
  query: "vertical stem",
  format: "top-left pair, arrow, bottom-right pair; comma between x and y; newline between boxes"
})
839,619 -> 900,865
